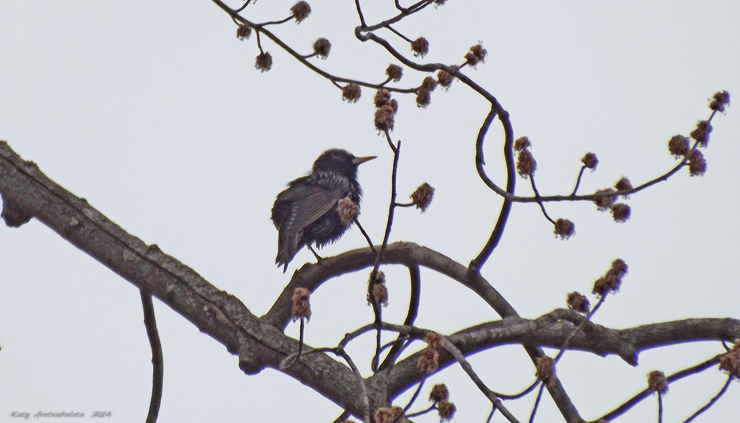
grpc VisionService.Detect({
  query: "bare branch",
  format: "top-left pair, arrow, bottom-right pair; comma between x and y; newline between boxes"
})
140,292 -> 164,423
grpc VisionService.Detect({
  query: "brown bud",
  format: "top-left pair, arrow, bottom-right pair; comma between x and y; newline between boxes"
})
611,258 -> 628,276
374,89 -> 391,108
686,149 -> 706,176
554,218 -> 575,240
410,183 -> 435,212
388,99 -> 399,113
690,120 -> 712,147
291,1 -> 311,23
566,292 -> 590,314
437,400 -> 456,422
337,198 -> 359,225
374,408 -> 394,423
371,270 -> 386,285
465,43 -> 487,67
429,384 -> 449,402
236,24 -> 252,40
581,152 -> 598,169
592,259 -> 628,297
374,105 -> 395,131
291,288 -> 311,322
312,38 -> 331,59
710,90 -> 730,112
536,356 -> 556,386
421,76 -> 438,92
719,340 -> 740,378
416,89 -> 431,108
437,68 -> 455,88
255,52 -> 273,72
390,407 -> 403,421
513,136 -> 531,151
367,271 -> 388,307
342,83 -> 361,103
426,332 -> 443,349
610,203 -> 631,223
593,188 -> 616,211
614,177 -> 633,194
386,64 -> 403,82
417,347 -> 439,374
411,37 -> 429,57
647,371 -> 668,394
516,149 -> 537,178
373,284 -> 388,307
668,135 -> 689,157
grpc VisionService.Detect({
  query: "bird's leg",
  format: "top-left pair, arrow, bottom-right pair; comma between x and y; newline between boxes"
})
307,245 -> 324,264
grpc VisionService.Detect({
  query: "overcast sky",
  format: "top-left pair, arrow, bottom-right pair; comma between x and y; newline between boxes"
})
1,1 -> 739,422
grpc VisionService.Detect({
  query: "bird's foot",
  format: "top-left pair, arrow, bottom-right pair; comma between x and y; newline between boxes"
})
307,245 -> 324,264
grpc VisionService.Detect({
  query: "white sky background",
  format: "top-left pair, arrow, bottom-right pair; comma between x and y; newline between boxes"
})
1,1 -> 739,422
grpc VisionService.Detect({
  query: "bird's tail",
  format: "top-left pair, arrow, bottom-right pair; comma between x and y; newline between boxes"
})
276,232 -> 302,273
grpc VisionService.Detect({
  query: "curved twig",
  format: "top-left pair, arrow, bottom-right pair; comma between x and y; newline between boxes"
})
141,292 -> 164,423
213,0 -> 419,94
469,106 -> 515,272
596,354 -> 723,422
530,176 -> 556,225
682,376 -> 733,423
378,264 -> 421,371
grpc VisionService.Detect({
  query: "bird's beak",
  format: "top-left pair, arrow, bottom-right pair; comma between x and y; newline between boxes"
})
352,156 -> 377,165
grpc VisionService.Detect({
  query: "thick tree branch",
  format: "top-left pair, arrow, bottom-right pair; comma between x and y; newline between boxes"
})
262,242 -> 518,330
0,141 -> 371,418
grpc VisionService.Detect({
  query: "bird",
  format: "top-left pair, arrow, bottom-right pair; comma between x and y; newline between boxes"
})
271,149 -> 376,272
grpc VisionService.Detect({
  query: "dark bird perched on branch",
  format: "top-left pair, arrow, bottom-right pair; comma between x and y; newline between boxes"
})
271,149 -> 376,272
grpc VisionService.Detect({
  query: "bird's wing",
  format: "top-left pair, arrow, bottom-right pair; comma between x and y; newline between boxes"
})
274,184 -> 344,234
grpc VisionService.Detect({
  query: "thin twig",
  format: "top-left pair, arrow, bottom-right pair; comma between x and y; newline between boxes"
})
570,165 -> 587,196
528,383 -> 546,423
387,25 -> 414,43
332,411 -> 350,423
530,176 -> 555,224
399,377 -> 426,418
597,354 -> 723,422
683,376 -> 733,423
213,0 -> 418,94
384,129 -> 397,153
554,295 -> 608,363
354,0 -> 367,27
406,403 -> 436,418
234,0 -> 252,14
354,218 -> 377,255
369,140 -> 402,370
378,265 -> 421,371
140,292 -> 164,423
360,0 -> 435,32
460,108 -> 725,205
469,107 -> 514,272
486,405 -> 497,423
297,317 -> 305,360
259,16 -> 294,26
441,339 -> 521,423
255,30 -> 264,54
498,379 -> 541,400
